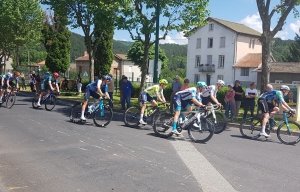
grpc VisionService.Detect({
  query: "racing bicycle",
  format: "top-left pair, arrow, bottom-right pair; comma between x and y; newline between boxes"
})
0,87 -> 16,109
32,90 -> 57,111
205,104 -> 227,134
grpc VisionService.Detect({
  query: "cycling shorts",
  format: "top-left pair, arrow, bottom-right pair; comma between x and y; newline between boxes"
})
2,81 -> 16,89
201,95 -> 211,105
84,88 -> 100,101
41,84 -> 51,92
173,94 -> 192,111
140,92 -> 154,104
258,98 -> 274,114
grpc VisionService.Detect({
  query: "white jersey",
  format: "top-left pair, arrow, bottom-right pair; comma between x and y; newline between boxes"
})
175,87 -> 197,100
201,85 -> 217,98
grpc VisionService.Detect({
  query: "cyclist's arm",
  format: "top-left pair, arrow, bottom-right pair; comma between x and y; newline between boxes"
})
281,101 -> 293,112
210,94 -> 221,106
155,91 -> 164,103
191,98 -> 203,107
56,84 -> 60,92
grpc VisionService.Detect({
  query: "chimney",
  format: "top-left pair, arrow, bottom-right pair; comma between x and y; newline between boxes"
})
84,51 -> 88,56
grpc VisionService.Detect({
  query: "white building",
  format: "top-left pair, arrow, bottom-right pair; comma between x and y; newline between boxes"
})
186,17 -> 262,86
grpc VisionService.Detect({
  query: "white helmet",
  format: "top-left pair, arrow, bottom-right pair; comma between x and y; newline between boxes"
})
217,80 -> 225,86
280,85 -> 290,91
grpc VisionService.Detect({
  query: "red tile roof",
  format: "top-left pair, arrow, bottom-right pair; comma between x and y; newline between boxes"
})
256,62 -> 300,73
234,53 -> 262,68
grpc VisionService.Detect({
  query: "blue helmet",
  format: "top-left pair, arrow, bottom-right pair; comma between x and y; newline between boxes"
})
103,74 -> 111,81
197,81 -> 207,88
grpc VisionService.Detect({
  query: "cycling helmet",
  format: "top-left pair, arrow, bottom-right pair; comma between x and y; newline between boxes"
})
197,81 -> 207,88
14,71 -> 20,77
280,85 -> 290,91
159,79 -> 168,85
217,80 -> 225,86
45,71 -> 50,74
102,75 -> 111,81
53,72 -> 60,78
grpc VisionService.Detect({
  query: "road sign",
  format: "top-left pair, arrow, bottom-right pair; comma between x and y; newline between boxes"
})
83,71 -> 88,77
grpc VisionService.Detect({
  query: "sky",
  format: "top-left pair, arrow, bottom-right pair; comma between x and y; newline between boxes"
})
66,0 -> 300,44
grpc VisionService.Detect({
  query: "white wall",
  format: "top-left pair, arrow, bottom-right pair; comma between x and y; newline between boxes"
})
234,67 -> 257,84
236,35 -> 262,62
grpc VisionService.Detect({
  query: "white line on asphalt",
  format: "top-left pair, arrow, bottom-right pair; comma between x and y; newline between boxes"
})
170,140 -> 237,192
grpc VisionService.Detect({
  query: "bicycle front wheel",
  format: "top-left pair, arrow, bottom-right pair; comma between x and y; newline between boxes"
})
188,118 -> 214,143
45,95 -> 56,111
207,111 -> 227,134
153,112 -> 174,138
6,92 -> 16,109
277,121 -> 300,145
123,106 -> 140,127
239,116 -> 262,139
93,105 -> 113,127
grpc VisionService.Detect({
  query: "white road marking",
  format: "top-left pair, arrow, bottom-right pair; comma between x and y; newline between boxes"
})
170,140 -> 237,192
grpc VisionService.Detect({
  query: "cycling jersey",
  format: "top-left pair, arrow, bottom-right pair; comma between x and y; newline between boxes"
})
173,87 -> 198,111
87,79 -> 108,93
144,85 -> 163,97
1,74 -> 18,88
175,87 -> 197,100
260,90 -> 284,104
201,85 -> 217,98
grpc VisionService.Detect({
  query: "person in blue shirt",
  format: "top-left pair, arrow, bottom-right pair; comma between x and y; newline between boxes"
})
80,74 -> 112,120
0,71 -> 20,103
36,72 -> 60,107
121,76 -> 133,110
258,84 -> 296,137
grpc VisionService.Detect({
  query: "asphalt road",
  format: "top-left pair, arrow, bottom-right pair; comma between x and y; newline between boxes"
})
0,93 -> 299,192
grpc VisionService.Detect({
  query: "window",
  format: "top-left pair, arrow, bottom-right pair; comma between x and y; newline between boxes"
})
195,55 -> 201,67
196,38 -> 201,48
207,55 -> 212,65
129,66 -> 132,72
241,68 -> 249,76
217,75 -> 224,80
220,37 -> 225,48
218,55 -> 225,68
252,39 -> 255,49
194,74 -> 200,84
275,80 -> 283,83
208,38 -> 213,48
292,81 -> 300,84
209,23 -> 214,31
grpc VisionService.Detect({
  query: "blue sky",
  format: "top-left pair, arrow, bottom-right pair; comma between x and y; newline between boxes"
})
63,0 -> 300,44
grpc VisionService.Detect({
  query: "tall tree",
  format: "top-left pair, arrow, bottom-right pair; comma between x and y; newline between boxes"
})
286,33 -> 300,62
41,12 -> 71,73
0,0 -> 43,70
117,0 -> 209,95
256,0 -> 300,91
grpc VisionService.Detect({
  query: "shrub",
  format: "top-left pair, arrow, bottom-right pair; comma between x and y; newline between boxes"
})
131,82 -> 141,98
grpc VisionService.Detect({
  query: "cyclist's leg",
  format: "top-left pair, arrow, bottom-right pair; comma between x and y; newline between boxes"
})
89,90 -> 101,110
172,94 -> 182,134
258,98 -> 270,136
81,88 -> 92,119
139,92 -> 148,124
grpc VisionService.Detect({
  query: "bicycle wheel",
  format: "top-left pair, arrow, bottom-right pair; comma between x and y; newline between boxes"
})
45,95 -> 56,111
277,121 -> 300,145
207,111 -> 227,134
153,112 -> 174,138
188,118 -> 214,143
239,116 -> 262,139
5,92 -> 16,109
69,102 -> 83,122
123,106 -> 141,127
93,105 -> 113,127
32,94 -> 39,109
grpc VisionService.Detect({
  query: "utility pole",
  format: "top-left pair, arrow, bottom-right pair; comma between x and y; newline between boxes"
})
153,0 -> 160,84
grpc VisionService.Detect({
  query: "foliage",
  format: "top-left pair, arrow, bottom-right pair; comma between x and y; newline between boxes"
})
41,12 -> 71,73
127,41 -> 168,69
271,38 -> 293,62
286,34 -> 300,62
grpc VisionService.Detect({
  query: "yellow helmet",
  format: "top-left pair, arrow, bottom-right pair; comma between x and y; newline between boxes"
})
159,79 -> 168,85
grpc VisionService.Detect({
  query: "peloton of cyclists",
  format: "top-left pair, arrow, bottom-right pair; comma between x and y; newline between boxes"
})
258,84 -> 296,137
139,79 -> 168,125
170,81 -> 207,135
80,74 -> 112,121
0,71 -> 20,103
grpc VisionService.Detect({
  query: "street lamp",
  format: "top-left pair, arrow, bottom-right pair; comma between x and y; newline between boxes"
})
153,0 -> 160,84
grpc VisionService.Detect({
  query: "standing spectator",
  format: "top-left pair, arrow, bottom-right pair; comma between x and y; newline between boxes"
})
63,77 -> 69,90
20,73 -> 26,90
170,75 -> 182,113
77,74 -> 82,96
28,71 -> 36,92
119,75 -> 125,98
243,82 -> 258,119
233,80 -> 244,118
224,83 -> 236,122
108,74 -> 114,108
121,76 -> 133,110
180,78 -> 190,91
35,75 -> 41,93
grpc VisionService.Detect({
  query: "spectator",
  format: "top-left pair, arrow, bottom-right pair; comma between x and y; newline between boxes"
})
225,83 -> 236,122
243,82 -> 258,119
35,75 -> 41,93
121,76 -> 133,110
63,77 -> 69,90
20,73 -> 26,90
170,75 -> 182,113
77,74 -> 82,96
29,71 -> 36,92
180,78 -> 190,91
233,80 -> 244,118
108,74 -> 114,108
284,91 -> 296,106
119,75 -> 125,98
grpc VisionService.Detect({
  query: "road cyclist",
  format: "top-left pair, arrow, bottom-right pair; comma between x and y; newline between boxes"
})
257,84 -> 296,137
200,80 -> 225,107
0,71 -> 20,104
139,79 -> 168,125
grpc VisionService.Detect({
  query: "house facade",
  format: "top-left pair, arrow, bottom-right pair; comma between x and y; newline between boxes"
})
186,17 -> 262,85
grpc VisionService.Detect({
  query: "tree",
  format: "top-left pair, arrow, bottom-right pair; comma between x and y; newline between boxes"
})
41,12 -> 71,73
256,0 -> 300,91
286,34 -> 300,62
41,0 -> 121,81
117,0 -> 209,96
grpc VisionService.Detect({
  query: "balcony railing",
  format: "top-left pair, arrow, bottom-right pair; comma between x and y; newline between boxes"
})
199,64 -> 215,72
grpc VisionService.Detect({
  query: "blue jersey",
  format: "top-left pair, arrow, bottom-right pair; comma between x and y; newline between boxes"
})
260,90 -> 284,104
175,87 -> 197,101
87,79 -> 108,93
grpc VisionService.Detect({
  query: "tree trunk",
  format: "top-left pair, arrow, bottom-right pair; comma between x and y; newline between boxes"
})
260,34 -> 272,93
